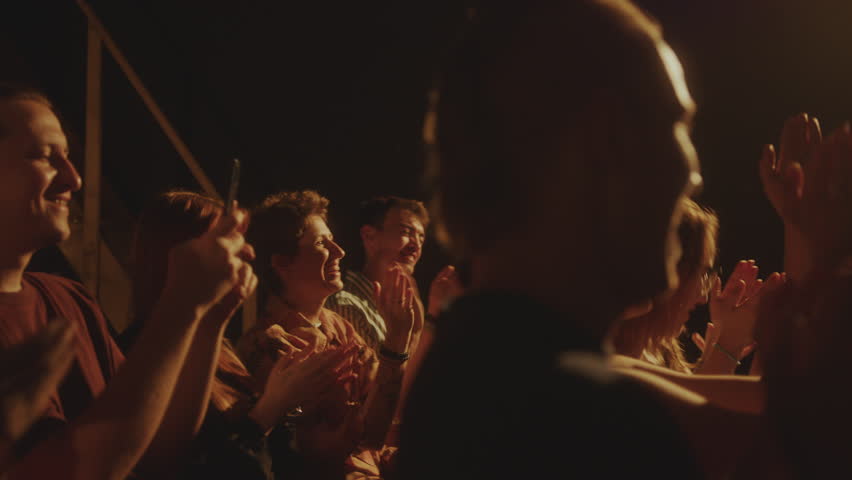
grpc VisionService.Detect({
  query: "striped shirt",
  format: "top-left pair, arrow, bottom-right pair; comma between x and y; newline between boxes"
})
325,270 -> 387,349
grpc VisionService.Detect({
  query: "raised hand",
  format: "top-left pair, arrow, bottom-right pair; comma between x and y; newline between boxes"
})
795,124 -> 852,265
203,266 -> 259,329
708,261 -> 774,355
760,113 -> 821,221
427,265 -> 464,318
375,266 -> 415,353
162,203 -> 255,316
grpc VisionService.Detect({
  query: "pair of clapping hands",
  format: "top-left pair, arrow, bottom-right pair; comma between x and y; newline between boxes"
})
375,264 -> 465,351
692,260 -> 784,374
756,114 -> 852,476
253,325 -> 366,427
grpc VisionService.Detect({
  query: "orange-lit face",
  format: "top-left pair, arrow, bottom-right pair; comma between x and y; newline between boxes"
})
363,207 -> 426,276
0,100 -> 81,253
275,215 -> 346,302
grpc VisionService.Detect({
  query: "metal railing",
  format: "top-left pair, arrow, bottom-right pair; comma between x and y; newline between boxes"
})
68,0 -> 258,330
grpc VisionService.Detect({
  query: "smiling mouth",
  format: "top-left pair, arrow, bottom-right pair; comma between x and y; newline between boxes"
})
46,198 -> 70,208
325,267 -> 341,277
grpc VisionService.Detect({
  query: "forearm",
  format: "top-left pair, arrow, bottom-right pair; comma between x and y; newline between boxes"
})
396,326 -> 432,417
627,363 -> 765,414
14,294 -> 205,480
362,359 -> 404,448
137,319 -> 227,473
784,225 -> 811,283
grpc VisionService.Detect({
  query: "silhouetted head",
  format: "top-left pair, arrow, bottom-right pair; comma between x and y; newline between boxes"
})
428,0 -> 701,330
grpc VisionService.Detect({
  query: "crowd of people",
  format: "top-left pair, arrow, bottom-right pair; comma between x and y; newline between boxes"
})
0,0 -> 850,478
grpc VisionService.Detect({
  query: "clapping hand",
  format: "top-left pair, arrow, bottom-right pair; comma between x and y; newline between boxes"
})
427,265 -> 464,318
163,203 -> 256,318
692,261 -> 784,373
375,266 -> 416,353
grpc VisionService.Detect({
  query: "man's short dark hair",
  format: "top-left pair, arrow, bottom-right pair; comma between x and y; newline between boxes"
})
0,83 -> 54,138
429,0 -> 662,257
358,196 -> 430,230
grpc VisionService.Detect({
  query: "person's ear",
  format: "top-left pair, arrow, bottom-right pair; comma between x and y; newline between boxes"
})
361,224 -> 378,249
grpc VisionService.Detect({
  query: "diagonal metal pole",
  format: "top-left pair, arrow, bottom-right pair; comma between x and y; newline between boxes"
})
75,0 -> 221,200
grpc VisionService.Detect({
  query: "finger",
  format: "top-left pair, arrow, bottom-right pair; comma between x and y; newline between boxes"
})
236,261 -> 252,290
807,114 -> 822,142
759,144 -> 777,184
246,273 -> 259,297
373,281 -> 382,305
691,332 -> 706,352
723,261 -> 749,294
239,242 -> 256,262
744,260 -> 759,283
283,332 -> 310,350
710,274 -> 722,301
743,279 -> 764,305
433,265 -> 455,285
210,205 -> 247,237
726,279 -> 748,307
785,161 -> 805,202
704,322 -> 718,344
739,342 -> 758,360
392,268 -> 404,302
761,272 -> 785,295
807,127 -> 841,199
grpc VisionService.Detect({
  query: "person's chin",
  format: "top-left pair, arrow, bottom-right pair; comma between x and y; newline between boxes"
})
326,279 -> 344,292
394,260 -> 416,275
37,222 -> 71,248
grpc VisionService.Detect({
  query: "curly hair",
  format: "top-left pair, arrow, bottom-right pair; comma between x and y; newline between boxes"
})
612,198 -> 719,373
248,190 -> 330,300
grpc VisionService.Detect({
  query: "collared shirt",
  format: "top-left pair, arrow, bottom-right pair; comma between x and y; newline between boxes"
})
325,270 -> 387,349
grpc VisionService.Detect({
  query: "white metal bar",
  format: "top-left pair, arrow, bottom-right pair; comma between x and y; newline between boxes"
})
75,0 -> 221,199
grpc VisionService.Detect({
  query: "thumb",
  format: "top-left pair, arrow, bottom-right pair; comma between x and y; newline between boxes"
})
784,162 -> 805,201
210,205 -> 246,236
373,281 -> 382,302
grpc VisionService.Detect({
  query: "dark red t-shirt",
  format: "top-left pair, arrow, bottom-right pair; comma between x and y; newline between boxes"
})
0,272 -> 125,453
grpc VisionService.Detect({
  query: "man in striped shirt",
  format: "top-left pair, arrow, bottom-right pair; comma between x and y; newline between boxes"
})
326,196 -> 429,349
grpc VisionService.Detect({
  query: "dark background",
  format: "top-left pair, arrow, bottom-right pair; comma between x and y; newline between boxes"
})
3,1 -> 852,337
